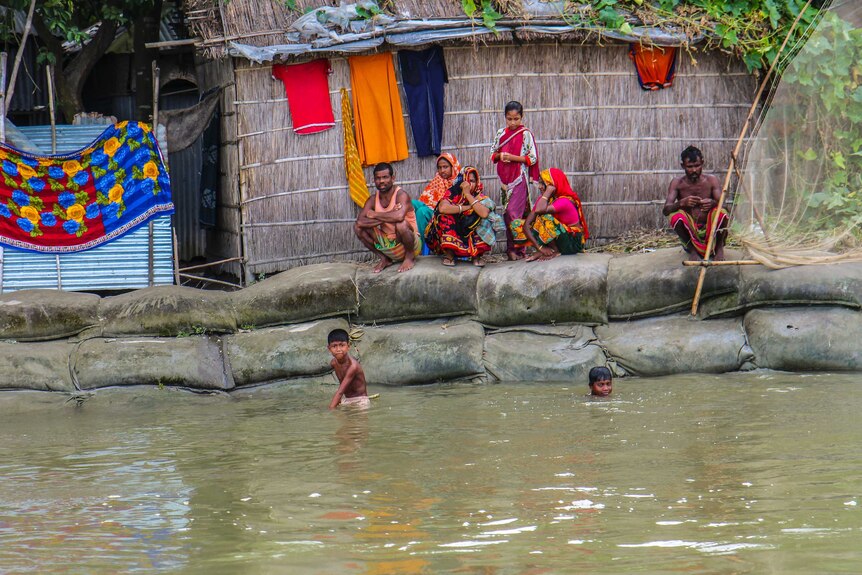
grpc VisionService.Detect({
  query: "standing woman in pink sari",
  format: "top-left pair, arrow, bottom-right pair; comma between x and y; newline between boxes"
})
490,101 -> 540,260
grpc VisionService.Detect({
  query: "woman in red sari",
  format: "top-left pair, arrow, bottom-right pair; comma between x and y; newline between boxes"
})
490,101 -> 539,261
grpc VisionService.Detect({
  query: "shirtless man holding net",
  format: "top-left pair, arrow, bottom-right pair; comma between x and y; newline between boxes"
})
663,146 -> 729,262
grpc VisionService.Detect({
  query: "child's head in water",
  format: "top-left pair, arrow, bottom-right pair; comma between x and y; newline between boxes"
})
588,366 -> 613,397
327,329 -> 351,362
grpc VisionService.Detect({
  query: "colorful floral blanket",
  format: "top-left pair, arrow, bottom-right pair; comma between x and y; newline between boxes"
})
0,121 -> 174,253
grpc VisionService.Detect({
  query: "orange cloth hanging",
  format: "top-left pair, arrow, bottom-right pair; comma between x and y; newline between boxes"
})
340,88 -> 370,207
348,53 -> 409,166
628,44 -> 678,91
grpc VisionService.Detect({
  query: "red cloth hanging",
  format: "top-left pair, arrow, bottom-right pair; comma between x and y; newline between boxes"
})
628,44 -> 678,91
271,59 -> 335,135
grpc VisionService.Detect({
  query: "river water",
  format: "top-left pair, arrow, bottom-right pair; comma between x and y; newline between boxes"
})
1,372 -> 861,574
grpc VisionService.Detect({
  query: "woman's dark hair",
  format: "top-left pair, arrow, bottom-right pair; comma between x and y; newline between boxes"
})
328,329 -> 350,345
588,366 -> 612,385
504,101 -> 524,115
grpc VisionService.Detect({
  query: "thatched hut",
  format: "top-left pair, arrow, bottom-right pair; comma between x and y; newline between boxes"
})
185,0 -> 757,282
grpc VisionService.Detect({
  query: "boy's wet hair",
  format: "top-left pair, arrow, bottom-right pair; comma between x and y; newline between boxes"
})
327,329 -> 350,345
588,366 -> 612,385
373,162 -> 394,176
504,100 -> 524,115
680,145 -> 703,164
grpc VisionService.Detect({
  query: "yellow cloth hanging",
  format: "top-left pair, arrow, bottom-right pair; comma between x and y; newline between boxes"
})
348,53 -> 409,166
341,88 -> 370,207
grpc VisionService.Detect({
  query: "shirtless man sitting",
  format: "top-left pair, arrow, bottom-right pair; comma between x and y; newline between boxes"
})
354,162 -> 420,273
663,146 -> 729,262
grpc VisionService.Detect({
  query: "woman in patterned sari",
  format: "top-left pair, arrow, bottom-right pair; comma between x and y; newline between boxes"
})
510,168 -> 589,261
414,152 -> 460,254
426,166 -> 503,267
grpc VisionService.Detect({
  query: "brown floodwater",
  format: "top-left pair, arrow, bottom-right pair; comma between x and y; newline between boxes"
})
0,371 -> 860,574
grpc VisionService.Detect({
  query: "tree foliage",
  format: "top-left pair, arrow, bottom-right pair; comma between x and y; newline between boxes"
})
776,11 -> 862,234
460,0 -> 824,71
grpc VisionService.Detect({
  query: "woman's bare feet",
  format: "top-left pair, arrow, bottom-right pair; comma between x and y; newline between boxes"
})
397,257 -> 415,273
373,257 -> 393,273
472,257 -> 486,267
507,249 -> 524,261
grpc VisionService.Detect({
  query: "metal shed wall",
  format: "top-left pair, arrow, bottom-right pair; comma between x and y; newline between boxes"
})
0,125 -> 175,292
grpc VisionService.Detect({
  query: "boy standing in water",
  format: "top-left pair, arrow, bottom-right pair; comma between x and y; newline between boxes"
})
588,366 -> 613,397
327,329 -> 370,409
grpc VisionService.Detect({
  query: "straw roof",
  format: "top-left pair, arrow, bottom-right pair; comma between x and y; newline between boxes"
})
184,0 -> 704,60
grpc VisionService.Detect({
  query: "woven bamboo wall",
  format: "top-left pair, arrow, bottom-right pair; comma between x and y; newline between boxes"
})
232,42 -> 756,276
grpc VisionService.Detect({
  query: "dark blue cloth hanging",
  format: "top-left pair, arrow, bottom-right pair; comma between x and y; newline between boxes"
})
398,46 -> 448,157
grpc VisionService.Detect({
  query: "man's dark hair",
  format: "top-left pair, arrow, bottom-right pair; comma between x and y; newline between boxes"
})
588,366 -> 612,385
328,329 -> 350,345
504,101 -> 524,115
680,146 -> 703,164
373,162 -> 394,176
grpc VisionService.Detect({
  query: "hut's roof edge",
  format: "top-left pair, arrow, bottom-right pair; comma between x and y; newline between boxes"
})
228,19 -> 702,64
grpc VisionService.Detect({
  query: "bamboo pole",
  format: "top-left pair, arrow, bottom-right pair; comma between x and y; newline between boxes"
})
4,0 -> 35,114
179,273 -> 242,290
0,53 -> 6,144
46,65 -> 56,154
690,0 -> 815,316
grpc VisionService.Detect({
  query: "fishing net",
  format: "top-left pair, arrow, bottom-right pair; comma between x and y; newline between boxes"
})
733,0 -> 862,268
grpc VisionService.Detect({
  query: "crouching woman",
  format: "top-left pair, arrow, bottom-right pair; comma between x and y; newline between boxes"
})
426,166 -> 503,267
512,168 -> 589,261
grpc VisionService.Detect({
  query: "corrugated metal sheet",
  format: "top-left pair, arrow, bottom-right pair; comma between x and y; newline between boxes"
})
0,216 -> 174,292
161,89 -> 206,260
16,125 -> 112,154
1,125 -> 175,292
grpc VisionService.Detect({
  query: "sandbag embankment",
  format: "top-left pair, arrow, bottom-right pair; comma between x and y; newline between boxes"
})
0,290 -> 100,341
699,262 -> 862,318
225,318 -> 349,386
745,307 -> 862,371
477,254 -> 610,327
484,325 -> 605,382
99,286 -> 237,337
73,336 -> 235,390
356,258 -> 479,322
232,263 -> 358,328
596,315 -> 753,376
0,340 -> 76,391
607,249 -> 740,320
354,320 -> 485,385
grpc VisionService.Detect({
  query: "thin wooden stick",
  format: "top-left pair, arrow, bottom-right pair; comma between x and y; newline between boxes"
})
0,53 -> 6,144
683,260 -> 760,267
690,0 -> 815,316
179,273 -> 242,290
46,65 -> 56,154
178,256 -> 244,273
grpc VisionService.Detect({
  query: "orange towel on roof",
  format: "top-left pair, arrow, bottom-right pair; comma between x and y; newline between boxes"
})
628,44 -> 677,91
348,53 -> 409,166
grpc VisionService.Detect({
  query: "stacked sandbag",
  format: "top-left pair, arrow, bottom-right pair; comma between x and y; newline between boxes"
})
596,315 -> 753,376
607,249 -> 740,320
100,286 -> 236,336
484,325 -> 606,382
225,318 -> 349,386
477,254 -> 610,326
0,290 -> 100,340
356,258 -> 479,322
232,263 -> 359,328
744,307 -> 862,371
354,319 -> 485,385
73,336 -> 235,390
